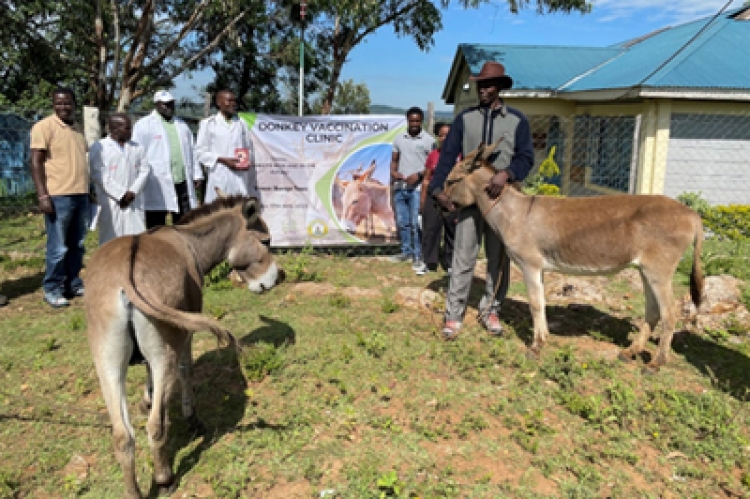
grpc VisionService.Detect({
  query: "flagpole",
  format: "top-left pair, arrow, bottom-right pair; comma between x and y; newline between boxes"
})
299,0 -> 306,117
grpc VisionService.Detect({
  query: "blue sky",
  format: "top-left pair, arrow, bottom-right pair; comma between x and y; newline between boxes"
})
174,0 -> 737,112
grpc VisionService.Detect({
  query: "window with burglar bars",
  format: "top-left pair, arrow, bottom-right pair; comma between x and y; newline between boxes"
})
572,115 -> 636,194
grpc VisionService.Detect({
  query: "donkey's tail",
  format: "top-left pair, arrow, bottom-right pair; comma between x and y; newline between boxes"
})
690,216 -> 705,310
124,235 -> 237,350
124,284 -> 237,349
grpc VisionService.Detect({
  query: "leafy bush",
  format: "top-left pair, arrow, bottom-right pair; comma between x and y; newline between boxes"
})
677,191 -> 712,217
523,146 -> 561,196
703,205 -> 750,241
677,191 -> 750,241
0,191 -> 35,208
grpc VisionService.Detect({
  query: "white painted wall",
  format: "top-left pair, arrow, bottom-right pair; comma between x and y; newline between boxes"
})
663,114 -> 750,205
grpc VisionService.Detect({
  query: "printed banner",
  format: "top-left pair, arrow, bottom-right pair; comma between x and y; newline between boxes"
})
241,113 -> 407,247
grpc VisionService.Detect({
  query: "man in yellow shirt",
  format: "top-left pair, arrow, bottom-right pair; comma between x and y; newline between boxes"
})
30,87 -> 90,308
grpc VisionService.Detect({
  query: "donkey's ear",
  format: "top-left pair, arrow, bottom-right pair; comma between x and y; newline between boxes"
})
215,187 -> 228,199
482,137 -> 504,160
470,143 -> 486,170
243,197 -> 260,227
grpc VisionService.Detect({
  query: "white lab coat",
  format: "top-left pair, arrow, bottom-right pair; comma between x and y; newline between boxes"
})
90,137 -> 150,245
196,113 -> 257,204
132,110 -> 203,212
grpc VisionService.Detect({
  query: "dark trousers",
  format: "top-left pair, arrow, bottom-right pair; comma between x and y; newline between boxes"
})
145,181 -> 191,228
421,198 -> 456,271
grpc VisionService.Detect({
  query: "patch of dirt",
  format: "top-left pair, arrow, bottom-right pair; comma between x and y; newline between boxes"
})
260,481 -> 312,499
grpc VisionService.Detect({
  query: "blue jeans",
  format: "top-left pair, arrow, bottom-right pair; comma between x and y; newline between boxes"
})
393,188 -> 421,259
43,195 -> 89,296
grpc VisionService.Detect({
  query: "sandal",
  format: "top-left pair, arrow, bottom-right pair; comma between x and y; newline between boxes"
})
481,313 -> 504,336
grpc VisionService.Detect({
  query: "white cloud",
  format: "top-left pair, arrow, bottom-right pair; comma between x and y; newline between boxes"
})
592,0 -> 734,24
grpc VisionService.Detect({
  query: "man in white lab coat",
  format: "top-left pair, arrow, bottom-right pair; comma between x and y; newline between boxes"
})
196,90 -> 257,204
133,90 -> 204,228
90,113 -> 150,245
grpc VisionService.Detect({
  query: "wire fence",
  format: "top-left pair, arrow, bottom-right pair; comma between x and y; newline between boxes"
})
2,108 -> 749,217
526,111 -> 750,205
0,109 -> 40,217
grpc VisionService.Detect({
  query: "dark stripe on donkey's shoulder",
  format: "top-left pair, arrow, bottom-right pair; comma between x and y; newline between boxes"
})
176,195 -> 250,226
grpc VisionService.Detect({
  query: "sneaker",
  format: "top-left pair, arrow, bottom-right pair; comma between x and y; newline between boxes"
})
389,253 -> 410,263
442,320 -> 461,341
481,312 -> 504,336
63,287 -> 85,299
44,293 -> 70,308
412,258 -> 426,271
414,261 -> 428,276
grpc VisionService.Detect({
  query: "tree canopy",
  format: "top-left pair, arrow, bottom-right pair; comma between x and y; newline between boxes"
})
0,0 -> 592,114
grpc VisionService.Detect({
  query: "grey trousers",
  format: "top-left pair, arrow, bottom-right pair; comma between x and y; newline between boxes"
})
445,205 -> 510,322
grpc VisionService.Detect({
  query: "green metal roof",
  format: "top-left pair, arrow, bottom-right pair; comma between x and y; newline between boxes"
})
449,7 -> 750,100
460,44 -> 621,91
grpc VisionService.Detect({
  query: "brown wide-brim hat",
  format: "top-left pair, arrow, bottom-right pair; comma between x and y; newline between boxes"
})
469,61 -> 513,89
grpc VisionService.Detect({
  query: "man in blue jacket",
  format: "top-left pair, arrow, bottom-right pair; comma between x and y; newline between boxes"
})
429,61 -> 534,340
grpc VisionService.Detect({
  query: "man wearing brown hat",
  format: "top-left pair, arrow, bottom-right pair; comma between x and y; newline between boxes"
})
428,61 -> 534,340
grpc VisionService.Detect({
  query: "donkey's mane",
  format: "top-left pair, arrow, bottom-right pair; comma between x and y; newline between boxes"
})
176,195 -> 251,226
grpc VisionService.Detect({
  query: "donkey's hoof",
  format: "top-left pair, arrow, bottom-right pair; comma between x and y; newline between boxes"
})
641,364 -> 660,376
157,482 -> 177,497
154,474 -> 176,497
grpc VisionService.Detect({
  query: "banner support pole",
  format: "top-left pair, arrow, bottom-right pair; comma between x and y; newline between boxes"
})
299,1 -> 306,117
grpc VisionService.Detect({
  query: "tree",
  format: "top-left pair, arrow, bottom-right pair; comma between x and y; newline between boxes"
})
0,1 -> 88,110
0,0 -> 257,112
96,0 -> 254,111
0,0 -> 592,114
307,0 -> 591,114
200,1 -> 338,115
197,1 -> 286,113
312,79 -> 371,114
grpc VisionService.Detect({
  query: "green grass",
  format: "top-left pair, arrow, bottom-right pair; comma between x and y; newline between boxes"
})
2,210 -> 750,498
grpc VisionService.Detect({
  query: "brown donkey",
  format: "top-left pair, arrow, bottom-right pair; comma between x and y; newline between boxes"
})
443,143 -> 704,373
85,196 -> 282,499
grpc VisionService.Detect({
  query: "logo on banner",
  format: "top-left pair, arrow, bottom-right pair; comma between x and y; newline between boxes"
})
307,219 -> 329,238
